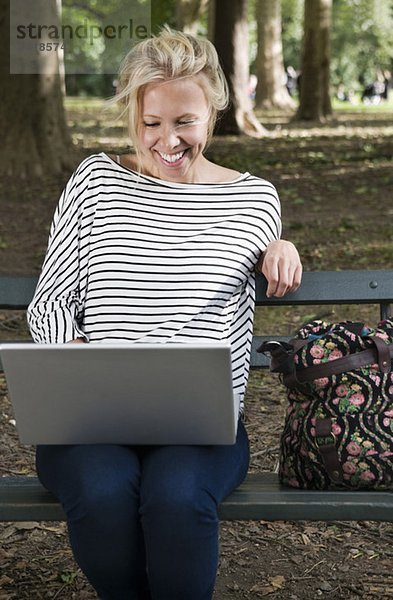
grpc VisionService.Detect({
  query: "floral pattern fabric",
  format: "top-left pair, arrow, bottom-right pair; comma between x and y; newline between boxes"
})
279,319 -> 393,490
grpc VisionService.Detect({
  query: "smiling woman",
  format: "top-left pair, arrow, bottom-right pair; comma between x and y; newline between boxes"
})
27,26 -> 302,600
114,27 -> 235,184
138,78 -> 211,182
122,77 -> 237,183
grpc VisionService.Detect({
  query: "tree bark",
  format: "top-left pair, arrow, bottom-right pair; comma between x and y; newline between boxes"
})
0,0 -> 74,178
295,0 -> 332,121
255,0 -> 295,111
212,0 -> 266,137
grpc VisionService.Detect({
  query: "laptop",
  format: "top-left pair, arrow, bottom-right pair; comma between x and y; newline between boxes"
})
0,343 -> 240,445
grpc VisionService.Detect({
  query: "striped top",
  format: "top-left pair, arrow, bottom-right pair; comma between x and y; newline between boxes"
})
27,152 -> 281,403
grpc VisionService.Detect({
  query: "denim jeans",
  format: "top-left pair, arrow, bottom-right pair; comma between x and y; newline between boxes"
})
36,420 -> 249,600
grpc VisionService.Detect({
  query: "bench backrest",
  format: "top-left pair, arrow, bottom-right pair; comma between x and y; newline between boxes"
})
1,271 -> 392,370
252,269 -> 392,367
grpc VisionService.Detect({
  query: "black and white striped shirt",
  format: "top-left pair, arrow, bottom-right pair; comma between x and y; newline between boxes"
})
28,153 -> 281,401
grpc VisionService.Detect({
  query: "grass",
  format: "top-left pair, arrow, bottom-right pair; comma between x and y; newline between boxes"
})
332,94 -> 393,112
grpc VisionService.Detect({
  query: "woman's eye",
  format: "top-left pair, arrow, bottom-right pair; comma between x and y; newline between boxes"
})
177,121 -> 194,127
144,122 -> 159,128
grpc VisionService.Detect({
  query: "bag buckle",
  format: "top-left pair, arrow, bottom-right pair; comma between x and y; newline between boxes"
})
257,340 -> 295,375
315,419 -> 344,484
315,432 -> 336,448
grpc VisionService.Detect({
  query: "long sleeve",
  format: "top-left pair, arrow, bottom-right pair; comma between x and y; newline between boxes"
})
27,169 -> 89,343
27,151 -> 282,405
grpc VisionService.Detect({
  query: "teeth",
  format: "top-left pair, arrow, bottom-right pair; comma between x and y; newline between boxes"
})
159,150 -> 185,163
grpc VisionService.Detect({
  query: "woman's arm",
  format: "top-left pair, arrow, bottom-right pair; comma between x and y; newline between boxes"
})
256,239 -> 302,298
27,165 -> 89,344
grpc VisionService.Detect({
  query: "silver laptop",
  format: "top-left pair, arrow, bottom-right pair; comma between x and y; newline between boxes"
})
0,343 -> 240,445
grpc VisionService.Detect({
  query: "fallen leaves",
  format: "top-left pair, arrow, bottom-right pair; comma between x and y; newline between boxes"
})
0,521 -> 65,542
250,575 -> 286,596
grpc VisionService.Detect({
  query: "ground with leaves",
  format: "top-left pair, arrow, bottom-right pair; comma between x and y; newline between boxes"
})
0,100 -> 393,599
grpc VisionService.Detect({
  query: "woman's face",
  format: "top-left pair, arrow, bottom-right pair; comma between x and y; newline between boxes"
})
137,77 -> 211,183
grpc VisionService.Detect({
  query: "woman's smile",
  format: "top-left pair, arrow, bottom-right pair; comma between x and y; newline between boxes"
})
157,149 -> 188,165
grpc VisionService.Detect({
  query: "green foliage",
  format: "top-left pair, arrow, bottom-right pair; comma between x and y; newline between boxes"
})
61,0 -> 151,94
331,0 -> 393,91
60,0 -> 393,99
151,0 -> 177,33
281,0 -> 304,70
61,2 -> 105,74
60,570 -> 79,585
278,0 -> 393,92
59,0 -> 181,94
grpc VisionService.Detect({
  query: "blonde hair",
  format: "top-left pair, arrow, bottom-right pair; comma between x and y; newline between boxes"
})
114,27 -> 229,155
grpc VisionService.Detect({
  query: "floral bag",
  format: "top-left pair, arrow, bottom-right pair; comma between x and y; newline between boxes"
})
259,319 -> 393,490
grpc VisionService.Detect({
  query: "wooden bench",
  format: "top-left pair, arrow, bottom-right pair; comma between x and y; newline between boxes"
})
1,270 -> 393,523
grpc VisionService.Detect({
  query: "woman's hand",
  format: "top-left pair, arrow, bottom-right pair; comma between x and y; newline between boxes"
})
256,240 -> 302,298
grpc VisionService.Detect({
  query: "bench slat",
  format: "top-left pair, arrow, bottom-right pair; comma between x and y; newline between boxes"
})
1,271 -> 392,310
0,277 -> 38,309
219,473 -> 393,522
1,474 -> 392,523
255,270 -> 393,307
0,476 -> 65,521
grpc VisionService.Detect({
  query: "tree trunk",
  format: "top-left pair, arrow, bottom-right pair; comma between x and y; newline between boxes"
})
295,0 -> 332,121
207,0 -> 215,41
255,0 -> 295,111
175,0 -> 209,34
0,0 -> 74,178
212,0 -> 266,137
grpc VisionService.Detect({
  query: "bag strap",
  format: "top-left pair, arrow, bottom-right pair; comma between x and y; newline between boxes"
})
283,337 -> 393,389
315,418 -> 344,485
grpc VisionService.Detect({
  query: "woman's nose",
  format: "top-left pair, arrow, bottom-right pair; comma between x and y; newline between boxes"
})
161,126 -> 181,149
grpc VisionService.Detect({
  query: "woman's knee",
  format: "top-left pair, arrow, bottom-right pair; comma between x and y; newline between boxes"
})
74,475 -> 138,521
141,477 -> 218,527
36,444 -> 141,522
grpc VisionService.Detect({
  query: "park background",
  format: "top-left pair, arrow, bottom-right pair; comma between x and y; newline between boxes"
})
0,0 -> 393,598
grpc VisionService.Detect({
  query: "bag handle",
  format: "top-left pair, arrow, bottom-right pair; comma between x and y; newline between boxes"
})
258,323 -> 369,371
283,337 -> 393,389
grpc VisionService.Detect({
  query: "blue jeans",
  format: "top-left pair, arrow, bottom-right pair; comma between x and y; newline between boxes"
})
36,420 -> 249,600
